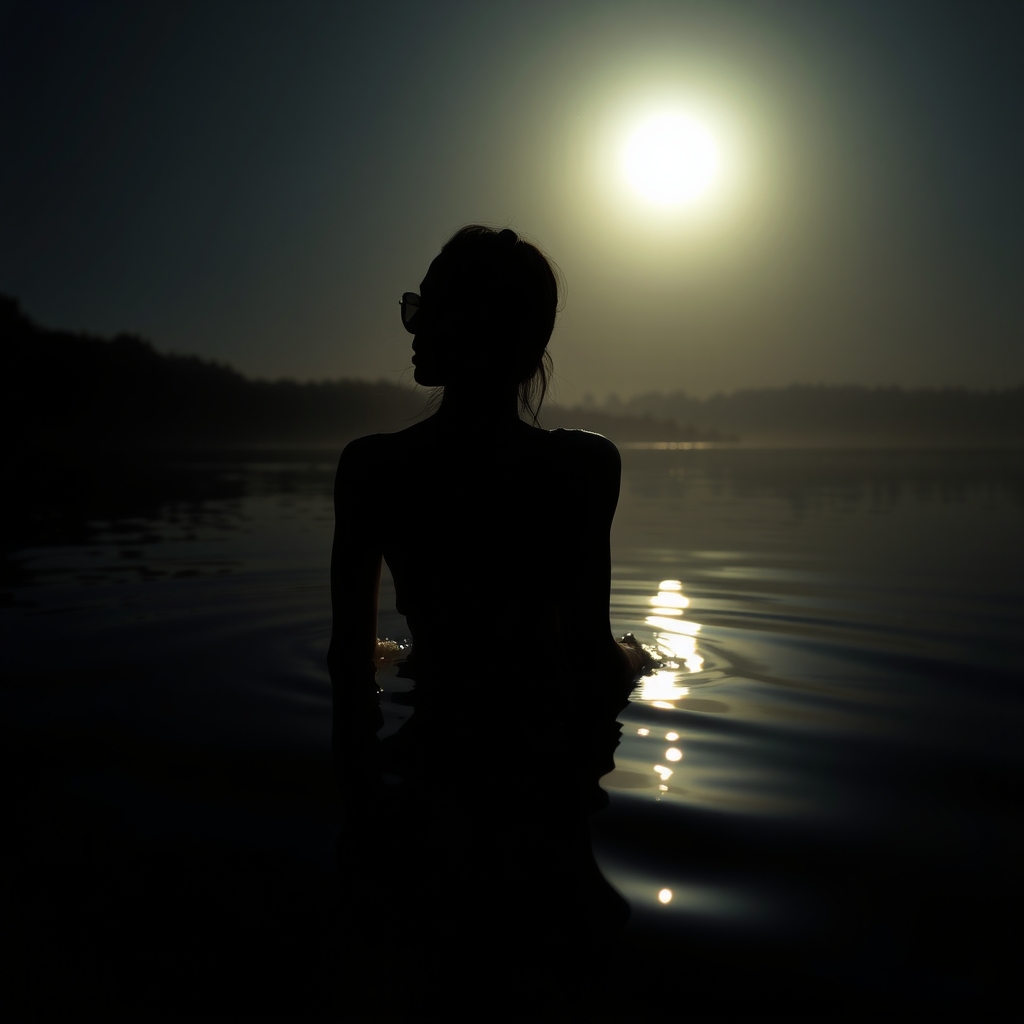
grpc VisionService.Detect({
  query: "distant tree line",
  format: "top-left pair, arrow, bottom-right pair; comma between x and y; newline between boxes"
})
3,296 -> 425,447
4,294 -> 1021,447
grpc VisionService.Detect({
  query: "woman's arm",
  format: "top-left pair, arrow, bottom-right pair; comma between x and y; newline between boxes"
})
328,437 -> 384,794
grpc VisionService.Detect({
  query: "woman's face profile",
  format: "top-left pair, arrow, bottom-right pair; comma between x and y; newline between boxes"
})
411,255 -> 477,388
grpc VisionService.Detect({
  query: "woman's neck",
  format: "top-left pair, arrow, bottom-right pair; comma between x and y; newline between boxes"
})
433,382 -> 523,428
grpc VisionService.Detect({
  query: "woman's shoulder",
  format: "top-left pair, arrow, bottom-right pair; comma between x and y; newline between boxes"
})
338,432 -> 383,463
340,423 -> 620,469
340,422 -> 426,456
545,427 -> 621,465
336,430 -> 396,476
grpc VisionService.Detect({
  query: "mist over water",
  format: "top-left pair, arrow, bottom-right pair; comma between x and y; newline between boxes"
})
3,445 -> 1020,1016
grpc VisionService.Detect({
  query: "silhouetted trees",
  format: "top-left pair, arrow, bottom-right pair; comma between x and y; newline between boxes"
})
1,295 -> 426,446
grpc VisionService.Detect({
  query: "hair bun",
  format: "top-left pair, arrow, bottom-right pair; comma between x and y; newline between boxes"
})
497,228 -> 518,246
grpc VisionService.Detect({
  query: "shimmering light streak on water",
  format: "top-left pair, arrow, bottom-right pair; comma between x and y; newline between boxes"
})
637,670 -> 690,703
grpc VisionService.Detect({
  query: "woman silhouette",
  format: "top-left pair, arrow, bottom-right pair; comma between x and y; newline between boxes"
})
329,226 -> 648,1010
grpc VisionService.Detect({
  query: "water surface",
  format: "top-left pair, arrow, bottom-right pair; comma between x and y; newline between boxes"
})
3,446 -> 1019,1016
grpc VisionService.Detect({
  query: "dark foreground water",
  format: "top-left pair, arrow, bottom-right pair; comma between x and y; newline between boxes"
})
3,445 -> 1021,1020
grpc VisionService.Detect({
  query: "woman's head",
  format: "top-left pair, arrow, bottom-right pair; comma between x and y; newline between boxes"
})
409,225 -> 558,422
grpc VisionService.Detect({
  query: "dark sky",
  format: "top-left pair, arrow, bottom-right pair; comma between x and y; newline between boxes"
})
3,0 -> 1022,399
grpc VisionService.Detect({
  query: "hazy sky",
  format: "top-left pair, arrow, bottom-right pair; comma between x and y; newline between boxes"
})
3,0 -> 1022,400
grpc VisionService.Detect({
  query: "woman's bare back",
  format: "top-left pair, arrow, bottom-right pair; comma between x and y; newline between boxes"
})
335,420 -> 623,685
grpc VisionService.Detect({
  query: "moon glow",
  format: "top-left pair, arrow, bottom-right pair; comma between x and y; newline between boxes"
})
623,113 -> 720,205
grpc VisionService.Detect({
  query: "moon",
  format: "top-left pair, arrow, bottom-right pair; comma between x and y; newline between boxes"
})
623,113 -> 720,205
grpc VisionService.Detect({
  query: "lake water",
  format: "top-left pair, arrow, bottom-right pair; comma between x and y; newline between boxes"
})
3,445 -> 1020,1018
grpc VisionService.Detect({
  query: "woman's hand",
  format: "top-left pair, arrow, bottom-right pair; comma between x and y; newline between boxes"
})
617,632 -> 658,679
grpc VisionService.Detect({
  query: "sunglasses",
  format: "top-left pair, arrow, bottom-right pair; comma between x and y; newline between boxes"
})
399,292 -> 420,334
